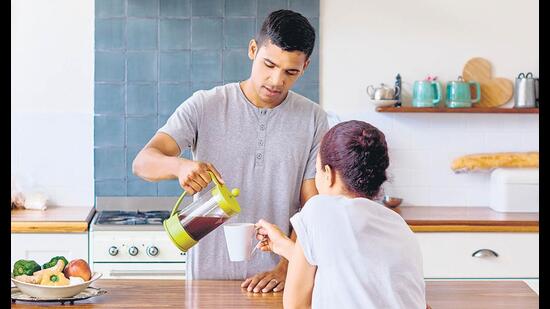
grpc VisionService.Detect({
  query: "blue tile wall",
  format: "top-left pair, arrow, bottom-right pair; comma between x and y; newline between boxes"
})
95,51 -> 125,81
126,116 -> 158,146
192,0 -> 223,17
191,18 -> 223,49
160,19 -> 190,49
159,179 -> 184,196
95,179 -> 127,196
128,0 -> 159,17
95,148 -> 126,179
127,19 -> 158,49
94,115 -> 125,146
127,51 -> 158,81
191,50 -> 222,82
127,84 -> 157,115
96,0 -> 125,18
224,18 -> 255,49
289,0 -> 319,18
95,84 -> 125,114
223,49 -> 250,81
257,0 -> 287,18
95,0 -> 319,197
95,19 -> 125,49
159,83 -> 193,115
128,179 -> 158,196
225,0 -> 256,16
126,146 -> 143,180
160,51 -> 190,81
160,0 -> 190,17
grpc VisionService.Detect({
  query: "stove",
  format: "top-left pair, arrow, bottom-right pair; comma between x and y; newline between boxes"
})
95,210 -> 170,225
90,197 -> 189,279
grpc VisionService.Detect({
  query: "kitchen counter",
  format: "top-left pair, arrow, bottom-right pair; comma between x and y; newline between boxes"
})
11,279 -> 538,308
10,205 -> 538,233
11,206 -> 95,233
395,206 -> 539,232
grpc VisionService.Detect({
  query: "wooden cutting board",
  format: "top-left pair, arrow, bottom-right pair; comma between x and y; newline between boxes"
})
462,57 -> 513,107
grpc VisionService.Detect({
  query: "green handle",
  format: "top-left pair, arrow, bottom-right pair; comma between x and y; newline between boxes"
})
171,191 -> 186,217
170,171 -> 221,217
470,81 -> 481,103
432,82 -> 441,105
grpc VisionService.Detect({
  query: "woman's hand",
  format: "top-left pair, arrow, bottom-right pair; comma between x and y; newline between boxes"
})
254,219 -> 295,260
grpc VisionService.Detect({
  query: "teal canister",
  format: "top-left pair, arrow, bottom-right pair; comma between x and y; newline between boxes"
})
412,80 -> 442,107
446,76 -> 481,108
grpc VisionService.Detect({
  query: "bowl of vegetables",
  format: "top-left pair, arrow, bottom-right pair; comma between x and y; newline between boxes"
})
11,256 -> 102,299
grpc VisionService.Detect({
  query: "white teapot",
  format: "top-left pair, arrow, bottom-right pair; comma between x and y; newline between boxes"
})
366,83 -> 400,100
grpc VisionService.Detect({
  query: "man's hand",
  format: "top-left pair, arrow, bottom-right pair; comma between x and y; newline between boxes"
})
177,160 -> 224,195
241,263 -> 287,293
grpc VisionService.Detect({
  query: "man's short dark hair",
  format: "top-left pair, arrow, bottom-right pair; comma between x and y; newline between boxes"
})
256,9 -> 316,58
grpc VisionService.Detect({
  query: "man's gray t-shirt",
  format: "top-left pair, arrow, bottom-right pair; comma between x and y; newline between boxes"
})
158,82 -> 329,279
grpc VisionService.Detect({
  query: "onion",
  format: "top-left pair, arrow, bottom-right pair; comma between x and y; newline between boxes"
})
63,259 -> 91,281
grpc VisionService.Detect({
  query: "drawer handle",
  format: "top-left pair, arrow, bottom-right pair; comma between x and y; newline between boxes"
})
110,270 -> 186,276
472,249 -> 499,258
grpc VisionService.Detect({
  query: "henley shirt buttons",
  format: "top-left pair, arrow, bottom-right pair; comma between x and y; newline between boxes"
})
256,153 -> 263,160
258,140 -> 264,146
259,124 -> 265,131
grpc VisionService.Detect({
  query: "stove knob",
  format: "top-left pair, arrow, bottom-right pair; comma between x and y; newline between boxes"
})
108,246 -> 119,256
147,246 -> 159,257
128,246 -> 139,256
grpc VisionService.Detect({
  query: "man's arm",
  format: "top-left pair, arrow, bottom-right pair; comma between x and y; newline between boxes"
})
132,132 -> 184,181
133,132 -> 223,194
241,179 -> 318,293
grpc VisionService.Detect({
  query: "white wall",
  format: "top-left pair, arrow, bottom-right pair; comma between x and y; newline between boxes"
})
11,0 -> 94,206
10,0 -> 539,208
320,0 -> 539,206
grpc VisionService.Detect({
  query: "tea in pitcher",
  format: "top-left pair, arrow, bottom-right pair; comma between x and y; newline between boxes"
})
178,215 -> 229,241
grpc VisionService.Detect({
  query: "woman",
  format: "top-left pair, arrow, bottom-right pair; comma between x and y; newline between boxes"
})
255,120 -> 426,308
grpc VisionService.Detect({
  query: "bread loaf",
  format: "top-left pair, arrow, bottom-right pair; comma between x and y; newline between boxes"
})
451,152 -> 539,173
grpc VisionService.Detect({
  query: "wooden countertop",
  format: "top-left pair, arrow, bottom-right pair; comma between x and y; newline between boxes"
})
10,279 -> 538,308
395,206 -> 539,232
9,205 -> 538,233
11,206 -> 95,233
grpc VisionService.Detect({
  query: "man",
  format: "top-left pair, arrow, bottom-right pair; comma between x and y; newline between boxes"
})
133,9 -> 328,293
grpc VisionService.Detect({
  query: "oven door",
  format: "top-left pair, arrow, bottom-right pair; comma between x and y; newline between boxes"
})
92,262 -> 186,279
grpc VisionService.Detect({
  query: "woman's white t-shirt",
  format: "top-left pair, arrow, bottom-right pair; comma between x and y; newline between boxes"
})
290,194 -> 426,309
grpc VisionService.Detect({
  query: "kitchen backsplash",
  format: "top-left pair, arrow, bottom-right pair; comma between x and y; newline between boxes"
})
94,0 -> 320,196
333,111 -> 539,207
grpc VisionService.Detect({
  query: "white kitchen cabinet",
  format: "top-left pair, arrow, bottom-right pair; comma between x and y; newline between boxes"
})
416,232 -> 538,279
10,206 -> 94,272
11,233 -> 88,271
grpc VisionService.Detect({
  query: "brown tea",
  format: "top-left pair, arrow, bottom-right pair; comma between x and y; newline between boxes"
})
179,215 -> 228,241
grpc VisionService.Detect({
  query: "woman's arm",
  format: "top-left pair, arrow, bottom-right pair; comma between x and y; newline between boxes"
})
283,239 -> 317,309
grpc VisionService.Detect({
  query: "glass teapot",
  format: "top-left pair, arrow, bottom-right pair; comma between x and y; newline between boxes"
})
163,172 -> 241,252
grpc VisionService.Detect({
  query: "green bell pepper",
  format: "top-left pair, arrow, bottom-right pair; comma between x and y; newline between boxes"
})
12,259 -> 41,276
42,256 -> 68,270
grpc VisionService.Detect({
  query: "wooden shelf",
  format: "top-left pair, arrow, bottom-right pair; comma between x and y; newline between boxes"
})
376,106 -> 539,113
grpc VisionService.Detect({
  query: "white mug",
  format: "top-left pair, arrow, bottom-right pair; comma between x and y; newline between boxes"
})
223,223 -> 256,262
